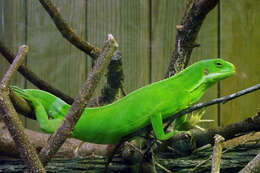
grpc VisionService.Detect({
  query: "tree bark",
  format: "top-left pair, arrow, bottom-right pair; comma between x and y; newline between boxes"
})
0,122 -> 110,158
0,45 -> 45,173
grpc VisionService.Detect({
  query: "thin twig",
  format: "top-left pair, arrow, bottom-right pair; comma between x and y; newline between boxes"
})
164,83 -> 260,130
0,45 -> 46,173
155,160 -> 172,173
211,134 -> 225,173
1,45 -> 28,87
38,34 -> 118,166
120,86 -> 127,96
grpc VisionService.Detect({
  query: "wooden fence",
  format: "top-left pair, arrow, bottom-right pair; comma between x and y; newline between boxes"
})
0,0 -> 259,130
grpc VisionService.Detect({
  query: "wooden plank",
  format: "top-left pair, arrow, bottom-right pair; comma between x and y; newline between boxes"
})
189,7 -> 219,128
151,1 -> 219,128
220,0 -> 260,126
86,0 -> 150,93
26,0 -> 87,130
0,1 -> 26,89
0,1 -> 27,125
151,0 -> 185,82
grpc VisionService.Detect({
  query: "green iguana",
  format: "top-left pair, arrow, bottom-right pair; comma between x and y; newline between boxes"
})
12,59 -> 235,144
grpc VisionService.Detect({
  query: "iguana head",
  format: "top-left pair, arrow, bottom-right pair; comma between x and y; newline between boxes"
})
200,59 -> 235,83
180,59 -> 235,97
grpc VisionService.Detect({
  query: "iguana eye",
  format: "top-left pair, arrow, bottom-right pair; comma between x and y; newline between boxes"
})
216,62 -> 223,67
204,69 -> 209,75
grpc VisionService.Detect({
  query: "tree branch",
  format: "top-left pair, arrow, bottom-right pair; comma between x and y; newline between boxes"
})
165,0 -> 219,77
38,34 -> 118,166
0,122 -> 109,158
0,45 -> 45,173
164,83 -> 260,130
165,111 -> 260,156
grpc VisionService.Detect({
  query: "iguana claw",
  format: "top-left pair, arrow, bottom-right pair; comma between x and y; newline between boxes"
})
173,109 -> 214,132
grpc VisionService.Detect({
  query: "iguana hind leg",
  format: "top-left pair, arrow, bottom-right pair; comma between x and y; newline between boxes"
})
12,86 -> 62,133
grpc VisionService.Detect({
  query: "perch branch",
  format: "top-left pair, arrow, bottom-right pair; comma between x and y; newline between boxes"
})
164,83 -> 260,130
166,111 -> 260,155
38,0 -> 125,105
211,134 -> 225,173
165,0 -> 219,77
0,122 -> 109,158
38,34 -> 118,166
0,41 -> 74,104
239,152 -> 260,173
0,45 -> 45,173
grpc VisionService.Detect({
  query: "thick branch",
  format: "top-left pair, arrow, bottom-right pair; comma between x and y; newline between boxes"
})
38,34 -> 118,166
0,123 -> 109,158
166,112 -> 260,155
165,0 -> 219,77
0,41 -> 74,104
0,45 -> 45,173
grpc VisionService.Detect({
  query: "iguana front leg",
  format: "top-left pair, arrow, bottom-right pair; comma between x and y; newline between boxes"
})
150,113 -> 179,140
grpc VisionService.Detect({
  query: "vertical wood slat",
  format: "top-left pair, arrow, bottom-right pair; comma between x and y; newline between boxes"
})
86,0 -> 150,94
26,0 -> 86,131
151,0 -> 184,82
220,0 -> 260,126
0,1 -> 27,125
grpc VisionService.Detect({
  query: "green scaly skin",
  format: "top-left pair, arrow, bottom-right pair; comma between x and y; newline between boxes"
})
12,59 -> 235,144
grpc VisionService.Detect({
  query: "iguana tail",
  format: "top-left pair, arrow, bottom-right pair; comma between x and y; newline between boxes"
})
11,86 -> 27,97
11,86 -> 36,104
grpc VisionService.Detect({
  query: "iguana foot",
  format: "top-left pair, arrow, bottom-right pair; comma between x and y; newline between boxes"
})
174,109 -> 214,132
